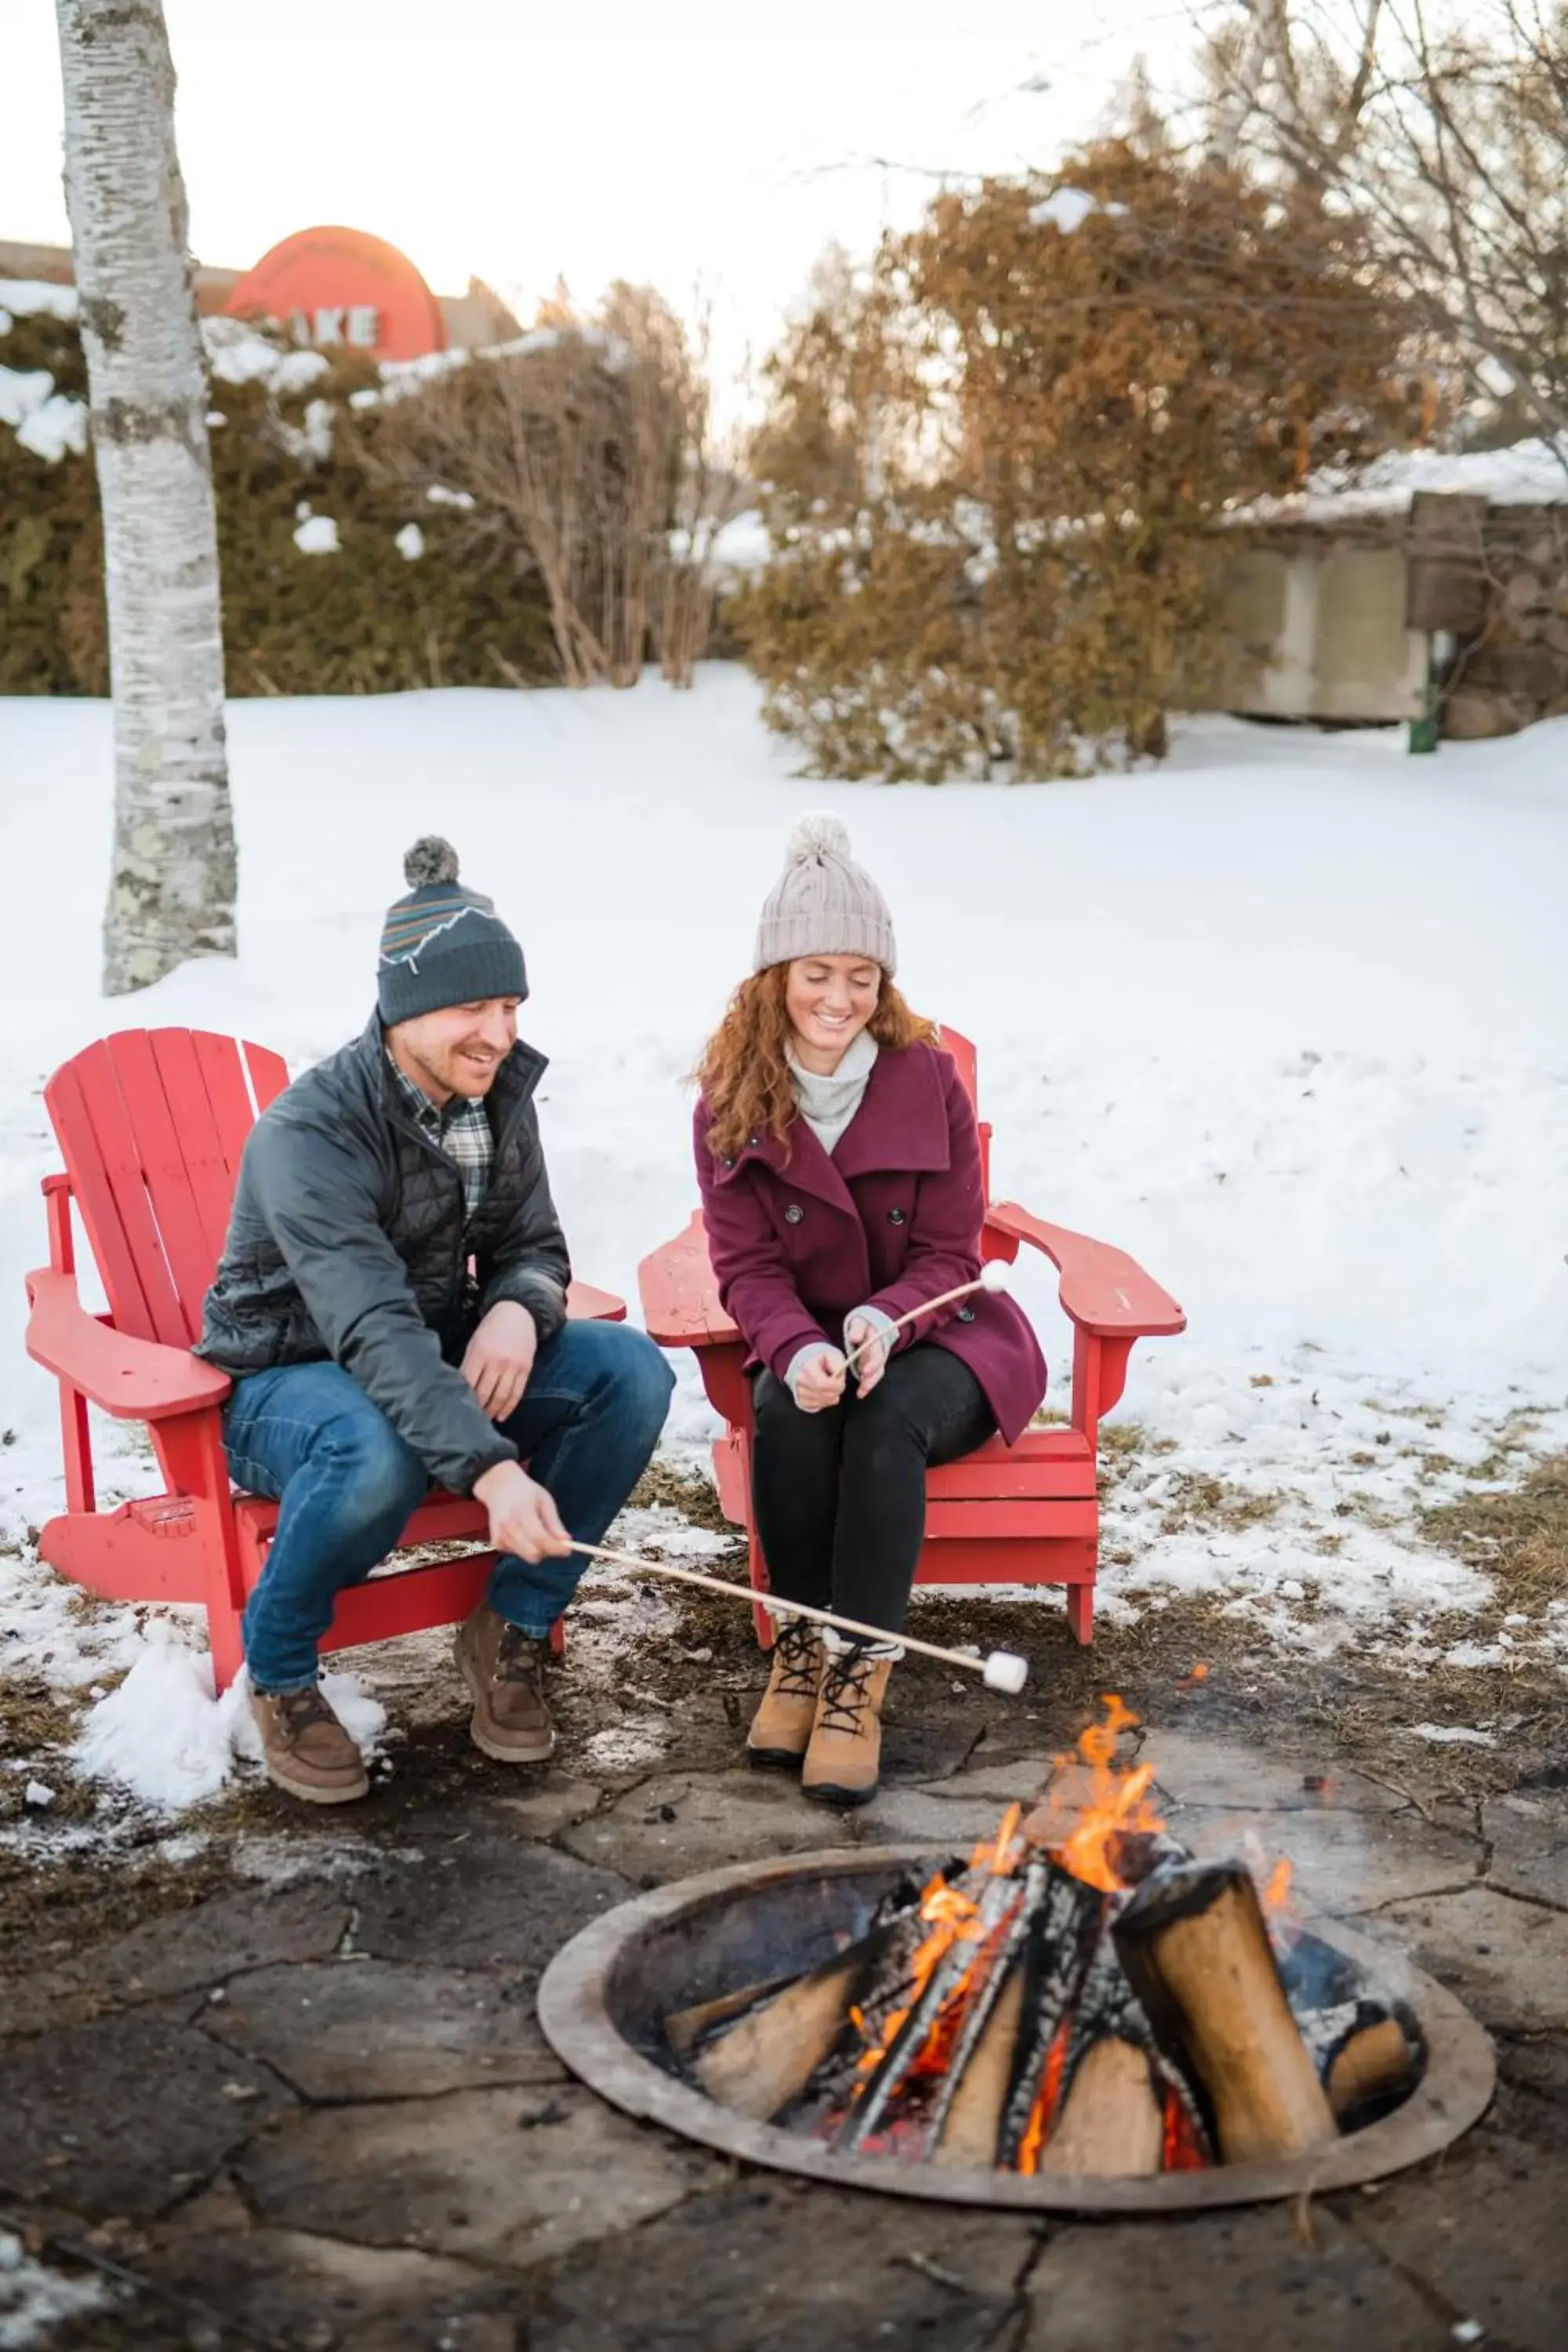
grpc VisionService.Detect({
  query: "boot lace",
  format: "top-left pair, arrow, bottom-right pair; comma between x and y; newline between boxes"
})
771,1617 -> 819,1697
274,1685 -> 338,1737
495,1623 -> 546,1687
818,1645 -> 880,1737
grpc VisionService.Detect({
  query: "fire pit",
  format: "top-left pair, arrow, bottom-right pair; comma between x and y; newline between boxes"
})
539,1710 -> 1494,2212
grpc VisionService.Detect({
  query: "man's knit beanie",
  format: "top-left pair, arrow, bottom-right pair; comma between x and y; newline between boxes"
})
753,814 -> 897,975
377,837 -> 528,1025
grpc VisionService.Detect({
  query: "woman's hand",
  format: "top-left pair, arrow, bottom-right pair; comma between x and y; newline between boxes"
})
844,1309 -> 894,1398
793,1347 -> 848,1414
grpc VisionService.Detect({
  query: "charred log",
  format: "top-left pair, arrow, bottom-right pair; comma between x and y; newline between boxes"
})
1113,1862 -> 1338,2162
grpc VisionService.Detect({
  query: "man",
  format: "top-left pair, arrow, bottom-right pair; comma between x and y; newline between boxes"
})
197,836 -> 673,1803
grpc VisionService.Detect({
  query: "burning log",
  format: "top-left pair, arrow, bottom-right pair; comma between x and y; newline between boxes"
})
692,1929 -> 892,2121
1327,2015 -> 1417,2120
664,1972 -> 799,2061
1290,1996 -> 1419,2122
931,1961 -> 1027,2169
835,1869 -> 1022,2154
1112,1863 -> 1338,2164
996,1866 -> 1108,2169
1035,2038 -> 1163,2177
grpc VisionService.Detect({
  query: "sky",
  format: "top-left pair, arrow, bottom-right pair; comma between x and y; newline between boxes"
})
5,2 -> 1201,404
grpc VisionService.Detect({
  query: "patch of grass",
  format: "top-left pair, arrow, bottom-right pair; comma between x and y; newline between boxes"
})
1156,1472 -> 1284,1536
1421,1451 -> 1568,1616
630,1459 -> 737,1538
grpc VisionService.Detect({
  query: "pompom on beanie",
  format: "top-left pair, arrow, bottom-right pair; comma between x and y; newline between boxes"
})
377,837 -> 528,1024
753,814 -> 897,975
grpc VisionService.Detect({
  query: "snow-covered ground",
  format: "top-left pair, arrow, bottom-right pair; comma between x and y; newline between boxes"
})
4,666 -> 1567,1810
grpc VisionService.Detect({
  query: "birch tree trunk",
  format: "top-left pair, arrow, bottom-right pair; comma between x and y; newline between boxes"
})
55,0 -> 236,996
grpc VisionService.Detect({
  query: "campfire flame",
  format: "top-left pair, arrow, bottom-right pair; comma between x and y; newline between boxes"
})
803,1700 -> 1310,2177
1026,1693 -> 1165,1893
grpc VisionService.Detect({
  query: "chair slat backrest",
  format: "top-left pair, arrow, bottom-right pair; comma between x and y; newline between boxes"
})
45,1029 -> 291,1345
936,1025 -> 992,1203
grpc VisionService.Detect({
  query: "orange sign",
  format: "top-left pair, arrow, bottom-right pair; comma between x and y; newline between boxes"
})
223,225 -> 446,363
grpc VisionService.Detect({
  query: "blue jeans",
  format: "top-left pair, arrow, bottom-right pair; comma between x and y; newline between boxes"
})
223,1321 -> 674,1692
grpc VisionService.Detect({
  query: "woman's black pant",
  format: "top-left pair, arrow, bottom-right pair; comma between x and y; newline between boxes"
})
750,1344 -> 996,1635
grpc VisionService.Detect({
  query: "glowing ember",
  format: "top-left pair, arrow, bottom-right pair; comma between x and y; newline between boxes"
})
1017,2020 -> 1073,2175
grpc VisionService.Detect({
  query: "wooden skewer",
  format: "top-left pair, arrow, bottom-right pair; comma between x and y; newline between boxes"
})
840,1261 -> 1011,1374
568,1540 -> 1029,1692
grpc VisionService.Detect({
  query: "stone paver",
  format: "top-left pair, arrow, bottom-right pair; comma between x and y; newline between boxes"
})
1351,2121 -> 1568,2352
0,1879 -> 349,2038
1358,1884 -> 1568,2032
1484,1790 -> 1568,1911
144,2176 -> 516,2352
350,1837 -> 628,1972
233,2082 -> 718,2268
206,1958 -> 566,2100
559,1771 -> 864,1881
1016,2204 -> 1446,2351
1169,1802 -> 1480,1915
0,2014 -> 293,2219
517,2175 -> 1036,2351
7,1719 -> 1564,2350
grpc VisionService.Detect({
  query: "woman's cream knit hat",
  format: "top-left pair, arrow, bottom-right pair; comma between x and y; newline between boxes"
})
753,815 -> 898,975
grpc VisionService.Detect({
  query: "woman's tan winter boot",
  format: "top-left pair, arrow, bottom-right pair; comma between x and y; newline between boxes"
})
801,1642 -> 895,1806
746,1617 -> 822,1766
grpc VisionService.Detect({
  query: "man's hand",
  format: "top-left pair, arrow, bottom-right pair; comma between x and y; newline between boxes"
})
473,1459 -> 572,1564
793,1347 -> 848,1414
844,1312 -> 891,1399
463,1301 -> 538,1422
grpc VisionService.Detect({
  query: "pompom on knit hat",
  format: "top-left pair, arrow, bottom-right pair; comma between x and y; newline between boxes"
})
753,814 -> 897,976
377,837 -> 528,1025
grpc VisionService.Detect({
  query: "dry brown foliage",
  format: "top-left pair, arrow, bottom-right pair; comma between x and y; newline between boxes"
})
738,141 -> 1410,779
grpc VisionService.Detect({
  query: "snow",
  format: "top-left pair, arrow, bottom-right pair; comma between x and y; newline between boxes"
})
292,513 -> 340,554
201,316 -> 330,395
1028,187 -> 1128,234
0,2232 -> 107,2347
71,1640 -> 383,1813
426,483 -> 476,510
0,278 -> 78,322
1243,435 -> 1568,521
0,364 -> 87,464
394,521 -> 426,561
0,368 -> 53,428
14,393 -> 88,463
2,668 -> 1567,1812
1405,1724 -> 1496,1747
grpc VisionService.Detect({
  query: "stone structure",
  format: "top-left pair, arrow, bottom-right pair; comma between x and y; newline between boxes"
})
1217,485 -> 1568,740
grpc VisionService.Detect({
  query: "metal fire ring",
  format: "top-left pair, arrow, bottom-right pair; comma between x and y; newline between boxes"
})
537,1843 -> 1497,2215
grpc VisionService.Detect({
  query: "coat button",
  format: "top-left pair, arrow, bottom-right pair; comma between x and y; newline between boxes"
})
722,1156 -> 735,1169
784,1203 -> 804,1225
888,1207 -> 906,1225
956,1305 -> 975,1323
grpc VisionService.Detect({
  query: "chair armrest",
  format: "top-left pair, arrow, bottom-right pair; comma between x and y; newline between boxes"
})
986,1203 -> 1185,1339
25,1267 -> 232,1421
637,1211 -> 742,1350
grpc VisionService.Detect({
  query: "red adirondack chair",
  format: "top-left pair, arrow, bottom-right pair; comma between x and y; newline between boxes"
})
637,1029 -> 1184,1646
24,1028 -> 626,1692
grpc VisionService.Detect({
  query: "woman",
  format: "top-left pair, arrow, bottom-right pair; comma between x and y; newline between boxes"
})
693,816 -> 1047,1806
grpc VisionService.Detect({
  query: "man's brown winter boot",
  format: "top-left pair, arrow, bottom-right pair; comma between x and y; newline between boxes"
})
746,1618 -> 822,1766
455,1603 -> 556,1762
801,1643 -> 895,1807
251,1685 -> 370,1805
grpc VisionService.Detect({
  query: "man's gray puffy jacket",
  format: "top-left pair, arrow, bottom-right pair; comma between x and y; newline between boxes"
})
196,1016 -> 571,1495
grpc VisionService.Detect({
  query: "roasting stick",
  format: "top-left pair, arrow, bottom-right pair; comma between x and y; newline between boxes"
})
840,1259 -> 1012,1375
568,1539 -> 1029,1693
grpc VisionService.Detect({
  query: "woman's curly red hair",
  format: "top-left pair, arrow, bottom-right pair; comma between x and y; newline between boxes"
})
695,964 -> 937,1163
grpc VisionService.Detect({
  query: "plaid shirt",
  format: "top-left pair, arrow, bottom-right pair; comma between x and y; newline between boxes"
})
387,1054 -> 493,1219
